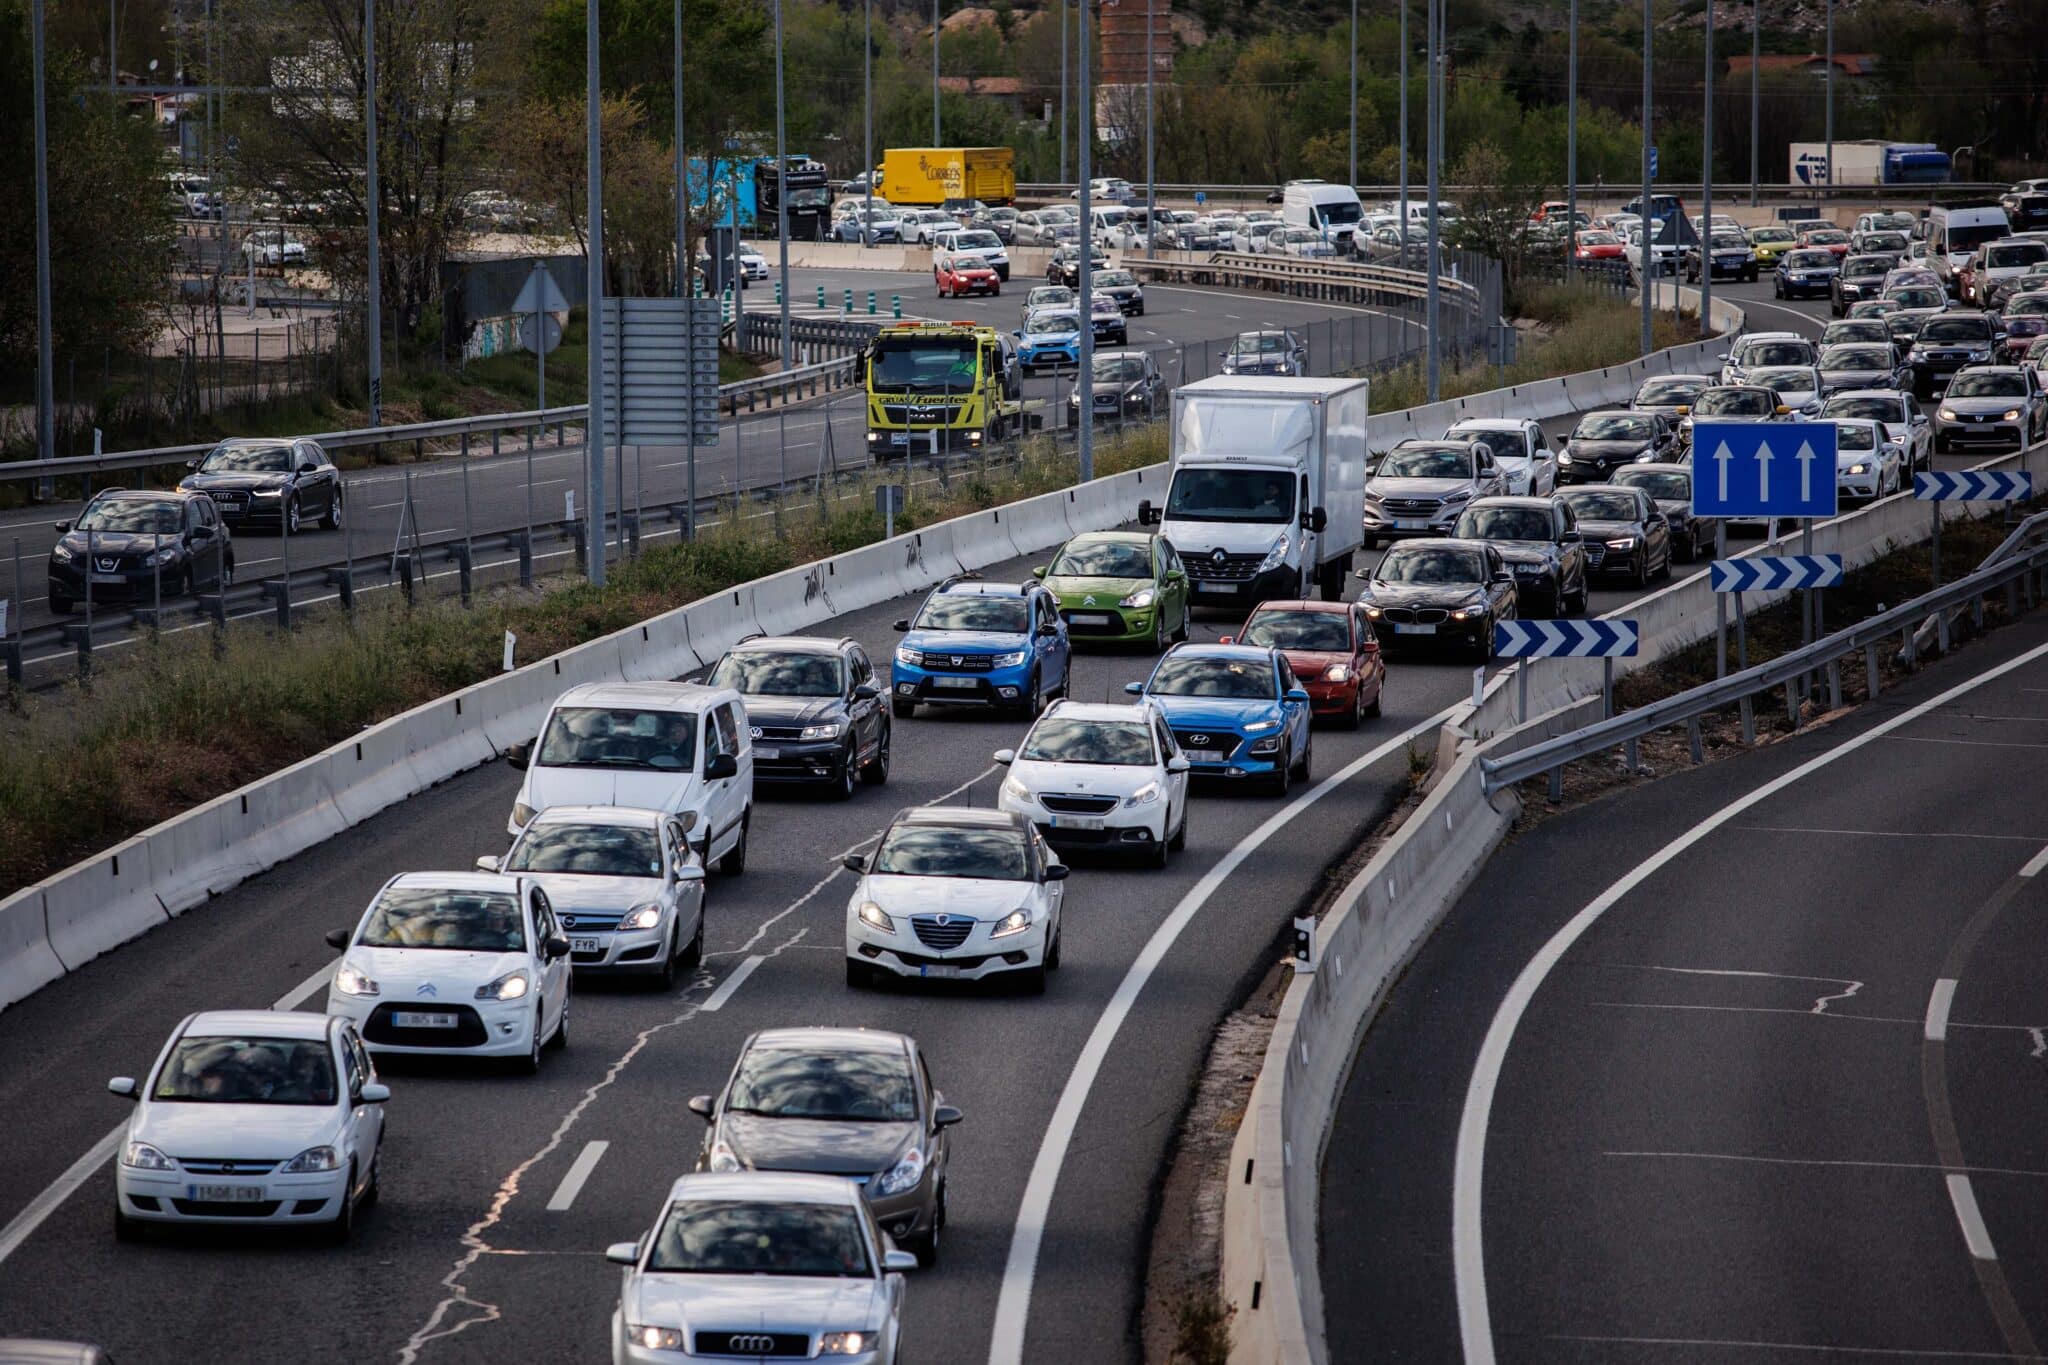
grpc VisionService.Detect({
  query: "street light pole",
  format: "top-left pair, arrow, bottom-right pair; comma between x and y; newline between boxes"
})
31,0 -> 55,465
1749,0 -> 1759,207
1398,0 -> 1407,222
1639,0 -> 1652,357
1058,0 -> 1068,184
1145,0 -> 1156,259
674,0 -> 686,291
1702,0 -> 1713,338
931,0 -> 940,145
1347,0 -> 1357,195
1566,0 -> 1577,279
1823,0 -> 1834,190
864,0 -> 874,243
774,0 -> 791,364
585,0 -> 607,586
1424,0 -> 1440,401
365,0 -> 382,425
1076,0 -> 1093,483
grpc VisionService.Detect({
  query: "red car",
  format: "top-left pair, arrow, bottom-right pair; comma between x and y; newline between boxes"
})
935,253 -> 1000,298
1799,227 -> 1852,259
1221,599 -> 1385,729
1573,229 -> 1627,262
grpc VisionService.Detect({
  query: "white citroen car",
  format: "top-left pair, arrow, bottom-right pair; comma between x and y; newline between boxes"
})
325,872 -> 573,1072
994,700 -> 1190,867
608,1171 -> 914,1365
842,807 -> 1067,993
109,1010 -> 388,1241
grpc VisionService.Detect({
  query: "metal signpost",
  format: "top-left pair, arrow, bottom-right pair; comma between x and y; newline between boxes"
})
1916,471 -> 2033,586
877,484 -> 905,541
1494,619 -> 1641,785
599,298 -> 722,558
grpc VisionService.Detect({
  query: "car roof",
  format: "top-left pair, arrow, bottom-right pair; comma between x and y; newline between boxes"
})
1039,699 -> 1160,726
1825,388 -> 1908,401
1954,365 -> 2027,377
1465,495 -> 1557,509
1246,597 -> 1349,613
87,487 -> 198,504
385,870 -> 529,895
1741,331 -> 1806,343
666,1171 -> 866,1206
1613,462 -> 1691,476
1063,529 -> 1152,546
1446,418 -> 1533,432
746,1026 -> 911,1056
212,436 -> 294,448
891,805 -> 1030,832
184,1009 -> 334,1041
1383,536 -> 1494,552
729,635 -> 850,656
1164,643 -> 1278,664
524,804 -> 666,829
551,680 -> 727,710
1638,372 -> 1712,385
931,580 -> 1030,597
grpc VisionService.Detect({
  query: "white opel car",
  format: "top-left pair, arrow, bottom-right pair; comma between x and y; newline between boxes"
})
607,1171 -> 914,1365
842,807 -> 1067,993
994,700 -> 1190,867
325,872 -> 573,1072
109,1010 -> 387,1241
481,805 -> 706,989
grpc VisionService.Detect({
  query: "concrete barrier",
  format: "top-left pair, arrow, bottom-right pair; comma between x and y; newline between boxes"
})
0,888 -> 63,1012
751,562 -> 838,637
43,839 -> 168,971
143,794 -> 235,916
677,588 -> 761,665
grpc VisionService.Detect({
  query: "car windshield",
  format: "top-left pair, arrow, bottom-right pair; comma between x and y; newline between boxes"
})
200,442 -> 293,472
725,1045 -> 918,1122
915,594 -> 1029,632
1561,491 -> 1640,521
1823,323 -> 1888,344
1029,288 -> 1073,307
74,499 -> 182,534
1637,378 -> 1705,405
647,1200 -> 872,1277
153,1035 -> 338,1106
1090,355 -> 1147,383
1752,368 -> 1817,391
955,231 -> 999,249
872,825 -> 1030,880
1615,470 -> 1689,501
1805,231 -> 1848,245
1239,610 -> 1351,651
537,706 -> 698,771
1890,288 -> 1944,309
1948,372 -> 2026,397
1752,228 -> 1795,243
869,336 -> 979,392
1921,318 -> 1990,342
1231,333 -> 1292,355
1751,342 -> 1816,367
1097,271 -> 1137,287
357,886 -> 525,951
1379,446 -> 1475,477
1835,424 -> 1877,451
1164,468 -> 1295,524
1822,347 -> 1893,370
1019,717 -> 1155,765
505,822 -> 662,877
1863,233 -> 1908,251
1146,654 -> 1275,699
1711,234 -> 1747,250
1785,252 -> 1835,269
1376,546 -> 1486,584
1051,539 -> 1151,578
709,651 -> 844,698
1026,313 -> 1079,336
1824,396 -> 1901,422
1454,506 -> 1553,541
1844,257 -> 1891,276
1696,389 -> 1775,416
1580,231 -> 1620,246
2008,296 -> 2048,316
1848,301 -> 1900,317
1987,244 -> 2048,268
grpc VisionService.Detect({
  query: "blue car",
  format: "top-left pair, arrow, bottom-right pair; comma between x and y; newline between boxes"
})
1015,310 -> 1083,372
892,577 -> 1072,718
1124,643 -> 1314,794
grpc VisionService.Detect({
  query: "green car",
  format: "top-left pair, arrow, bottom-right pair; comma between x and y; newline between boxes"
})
1034,530 -> 1192,649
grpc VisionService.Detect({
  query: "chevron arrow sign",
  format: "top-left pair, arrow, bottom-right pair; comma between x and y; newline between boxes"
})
1492,619 -> 1640,658
1709,554 -> 1844,593
1914,470 -> 2032,501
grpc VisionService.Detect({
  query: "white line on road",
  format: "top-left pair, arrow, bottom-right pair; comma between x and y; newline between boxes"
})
702,955 -> 762,1012
1948,1174 -> 1998,1260
1926,978 -> 1959,1042
2019,843 -> 2048,878
1607,1149 -> 2048,1180
545,1141 -> 610,1211
1544,1331 -> 2034,1359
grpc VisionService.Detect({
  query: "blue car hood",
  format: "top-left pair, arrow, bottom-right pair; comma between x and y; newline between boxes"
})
1148,694 -> 1281,730
902,628 -> 1029,654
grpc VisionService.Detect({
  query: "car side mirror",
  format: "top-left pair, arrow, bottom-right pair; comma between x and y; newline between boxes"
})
1217,635 -> 1234,645
297,463 -> 318,475
325,927 -> 351,950
1285,687 -> 1311,704
1303,507 -> 1329,533
1038,621 -> 1059,636
1164,569 -> 1185,584
475,855 -> 502,873
54,520 -> 70,533
184,458 -> 200,471
1561,529 -> 1583,543
673,863 -> 706,883
605,1241 -> 642,1267
1716,352 -> 1729,362
933,1104 -> 965,1129
993,748 -> 1016,765
108,1076 -> 138,1099
1137,499 -> 1159,526
841,852 -> 868,874
1031,565 -> 1047,579
1166,754 -> 1192,773
505,741 -> 531,771
546,933 -> 572,960
1492,570 -> 1513,583
853,682 -> 879,701
893,619 -> 912,632
360,1082 -> 391,1104
1123,681 -> 1145,695
705,753 -> 739,781
884,1249 -> 920,1273
687,1095 -> 716,1120
1043,864 -> 1071,881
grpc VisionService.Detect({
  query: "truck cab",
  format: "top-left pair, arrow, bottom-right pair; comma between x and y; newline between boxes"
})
862,321 -> 1028,459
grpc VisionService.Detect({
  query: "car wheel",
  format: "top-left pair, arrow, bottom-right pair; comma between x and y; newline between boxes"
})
114,1196 -> 145,1243
832,744 -> 858,801
893,699 -> 917,719
323,489 -> 344,531
285,496 -> 302,536
1017,960 -> 1049,995
1168,803 -> 1188,851
1340,683 -> 1365,731
1292,735 -> 1312,781
1152,609 -> 1169,652
547,987 -> 570,1049
655,925 -> 679,990
520,1009 -> 544,1074
1633,552 -> 1650,588
717,811 -> 750,875
860,724 -> 891,785
327,1163 -> 357,1244
1271,745 -> 1293,797
1364,674 -> 1384,718
1016,672 -> 1043,719
360,1143 -> 382,1209
50,592 -> 75,616
1172,601 -> 1190,643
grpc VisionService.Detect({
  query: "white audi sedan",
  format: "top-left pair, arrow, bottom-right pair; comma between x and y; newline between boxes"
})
842,806 -> 1067,993
608,1171 -> 915,1365
994,700 -> 1190,867
481,806 -> 706,989
325,872 -> 572,1073
108,1010 -> 387,1241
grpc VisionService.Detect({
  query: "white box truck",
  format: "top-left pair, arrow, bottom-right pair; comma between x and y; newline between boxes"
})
1138,375 -> 1369,604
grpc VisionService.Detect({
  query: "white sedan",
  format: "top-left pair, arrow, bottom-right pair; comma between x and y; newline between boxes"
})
325,872 -> 572,1072
481,805 -> 706,989
995,700 -> 1189,867
109,1010 -> 388,1241
737,247 -> 770,281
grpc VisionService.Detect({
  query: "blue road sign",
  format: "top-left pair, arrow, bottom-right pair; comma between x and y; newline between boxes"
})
1493,619 -> 1640,659
1914,470 -> 2032,501
1709,554 -> 1844,594
1690,423 -> 1839,520
1648,145 -> 1658,178
1194,190 -> 1207,205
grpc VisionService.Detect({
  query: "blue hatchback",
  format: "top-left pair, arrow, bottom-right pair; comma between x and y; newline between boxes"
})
892,578 -> 1072,718
1125,643 -> 1313,794
1015,310 -> 1083,371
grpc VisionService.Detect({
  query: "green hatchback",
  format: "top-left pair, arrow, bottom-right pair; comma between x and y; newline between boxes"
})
1034,530 -> 1191,649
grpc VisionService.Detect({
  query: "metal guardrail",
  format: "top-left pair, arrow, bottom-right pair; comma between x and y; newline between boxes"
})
1124,250 -> 1485,314
1016,181 -> 2008,205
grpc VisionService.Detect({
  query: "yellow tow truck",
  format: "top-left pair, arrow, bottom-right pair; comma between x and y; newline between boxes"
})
860,321 -> 1032,460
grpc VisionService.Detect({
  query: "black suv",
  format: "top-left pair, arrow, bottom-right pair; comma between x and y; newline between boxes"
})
1046,245 -> 1109,288
48,488 -> 234,614
1908,313 -> 1999,399
1831,255 -> 1895,317
706,635 -> 890,797
177,436 -> 343,534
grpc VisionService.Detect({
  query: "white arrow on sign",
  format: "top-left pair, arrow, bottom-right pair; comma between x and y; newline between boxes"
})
1755,438 -> 1774,502
1713,442 -> 1735,502
1795,440 -> 1816,503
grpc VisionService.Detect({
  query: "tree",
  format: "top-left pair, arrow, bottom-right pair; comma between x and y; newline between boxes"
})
1447,140 -> 1546,307
501,95 -> 681,297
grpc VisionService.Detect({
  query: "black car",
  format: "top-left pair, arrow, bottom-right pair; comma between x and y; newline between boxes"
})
705,635 -> 891,797
1046,246 -> 1109,288
1449,497 -> 1588,617
1907,313 -> 1999,399
1817,343 -> 1907,397
1219,329 -> 1307,378
48,488 -> 234,614
1069,350 -> 1165,424
1091,268 -> 1146,316
1831,254 -> 1896,317
177,436 -> 343,534
1773,248 -> 1839,300
1557,485 -> 1672,586
1819,317 -> 1895,354
1558,409 -> 1678,484
1683,231 -> 1758,283
1354,538 -> 1519,663
971,207 -> 1018,244
1612,464 -> 1717,562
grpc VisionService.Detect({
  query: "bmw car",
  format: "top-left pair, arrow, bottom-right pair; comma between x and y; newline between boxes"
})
1035,530 -> 1190,648
1355,538 -> 1519,662
1124,644 -> 1314,795
1448,496 -> 1590,614
1612,464 -> 1718,562
891,578 -> 1070,718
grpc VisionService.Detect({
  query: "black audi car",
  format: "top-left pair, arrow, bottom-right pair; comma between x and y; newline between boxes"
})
1557,485 -> 1672,586
1612,464 -> 1717,563
47,488 -> 234,614
705,635 -> 891,797
1354,538 -> 1519,663
1558,409 -> 1679,484
1830,254 -> 1896,317
177,436 -> 344,534
1449,496 -> 1588,617
1908,313 -> 1999,400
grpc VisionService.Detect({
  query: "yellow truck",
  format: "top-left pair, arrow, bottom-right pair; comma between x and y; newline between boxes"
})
861,321 -> 1032,459
880,147 -> 1017,208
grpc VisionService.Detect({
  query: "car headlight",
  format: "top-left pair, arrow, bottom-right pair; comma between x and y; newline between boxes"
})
820,1332 -> 872,1356
334,963 -> 379,997
1120,587 -> 1156,609
620,903 -> 662,931
1362,604 -> 1383,618
122,1141 -> 176,1170
1939,408 -> 1958,421
875,1145 -> 927,1195
250,487 -> 283,498
51,542 -> 75,562
1256,535 -> 1290,573
2003,409 -> 2022,421
1001,776 -> 1032,803
1634,448 -> 1657,462
1608,537 -> 1637,550
990,908 -> 1034,938
993,650 -> 1029,668
1325,663 -> 1351,681
1124,780 -> 1161,807
1970,350 -> 1991,361
707,1140 -> 745,1173
280,1145 -> 340,1173
151,545 -> 181,564
894,645 -> 921,666
1557,452 -> 1575,466
511,802 -> 536,827
799,720 -> 847,740
1248,735 -> 1283,755
626,1324 -> 684,1351
476,970 -> 530,1001
858,901 -> 895,933
1242,718 -> 1280,734
1846,463 -> 1868,475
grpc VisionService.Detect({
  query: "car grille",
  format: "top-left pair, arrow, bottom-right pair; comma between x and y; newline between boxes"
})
205,491 -> 249,509
1172,729 -> 1241,755
750,724 -> 810,740
1584,544 -> 1608,568
362,1002 -> 489,1048
1378,607 -> 1450,625
879,403 -> 969,427
911,915 -> 976,950
916,651 -> 996,672
1188,552 -> 1267,583
1061,610 -> 1130,636
557,912 -> 623,933
692,1332 -> 811,1358
178,1159 -> 280,1175
1040,793 -> 1120,815
1379,497 -> 1442,518
171,1199 -> 283,1217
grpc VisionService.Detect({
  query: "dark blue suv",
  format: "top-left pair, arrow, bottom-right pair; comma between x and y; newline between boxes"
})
892,578 -> 1072,719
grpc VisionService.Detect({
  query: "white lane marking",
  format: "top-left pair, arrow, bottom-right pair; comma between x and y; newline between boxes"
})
702,955 -> 762,1012
1927,978 -> 1960,1042
986,706 -> 1458,1365
1732,824 -> 2043,844
1621,964 -> 1863,1014
1607,1149 -> 2048,1180
2020,844 -> 2048,878
1888,735 -> 2048,750
1948,1173 -> 1998,1260
1591,999 -> 2048,1056
544,1141 -> 610,1211
1453,635 -> 2048,1365
1543,1332 -> 2037,1360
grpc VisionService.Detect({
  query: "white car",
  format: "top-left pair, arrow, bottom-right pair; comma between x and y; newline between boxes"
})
481,805 -> 706,989
1820,389 -> 1933,472
995,700 -> 1190,867
931,227 -> 1010,279
505,681 -> 754,874
1719,331 -> 1816,386
1443,418 -> 1558,496
902,210 -> 957,245
736,247 -> 769,281
842,806 -> 1067,993
240,233 -> 307,266
1831,417 -> 1904,501
606,1171 -> 914,1365
324,872 -> 573,1072
1748,364 -> 1826,418
109,1010 -> 387,1241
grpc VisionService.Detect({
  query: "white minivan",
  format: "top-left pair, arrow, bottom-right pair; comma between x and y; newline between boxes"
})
1283,181 -> 1366,253
1926,204 -> 2012,297
504,681 -> 755,874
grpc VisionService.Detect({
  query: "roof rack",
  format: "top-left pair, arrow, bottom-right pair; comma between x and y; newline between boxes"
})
935,571 -> 983,592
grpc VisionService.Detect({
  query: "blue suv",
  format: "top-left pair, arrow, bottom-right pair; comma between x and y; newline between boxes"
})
1125,643 -> 1313,794
892,577 -> 1072,719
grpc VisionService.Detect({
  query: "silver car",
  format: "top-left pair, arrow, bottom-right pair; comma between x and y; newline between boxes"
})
1934,365 -> 2048,455
607,1171 -> 914,1364
689,1028 -> 961,1265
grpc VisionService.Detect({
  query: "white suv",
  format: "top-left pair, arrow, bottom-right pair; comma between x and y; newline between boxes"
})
995,700 -> 1191,868
1443,418 -> 1558,496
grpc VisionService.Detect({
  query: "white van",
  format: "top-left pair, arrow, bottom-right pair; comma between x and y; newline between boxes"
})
1283,182 -> 1366,252
1927,205 -> 2012,297
1089,205 -> 1131,248
505,681 -> 755,873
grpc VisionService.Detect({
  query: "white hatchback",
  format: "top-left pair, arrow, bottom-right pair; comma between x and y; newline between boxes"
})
995,700 -> 1189,867
1443,418 -> 1559,496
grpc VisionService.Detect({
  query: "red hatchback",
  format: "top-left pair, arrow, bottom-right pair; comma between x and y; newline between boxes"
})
1222,599 -> 1385,729
1573,229 -> 1627,262
1800,227 -> 1852,259
936,253 -> 1001,298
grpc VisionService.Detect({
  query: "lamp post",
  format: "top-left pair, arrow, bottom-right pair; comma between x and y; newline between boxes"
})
864,0 -> 873,244
1566,0 -> 1577,278
1749,0 -> 1759,206
1823,0 -> 1834,190
1347,0 -> 1357,195
932,0 -> 940,144
1076,0 -> 1093,482
1398,0 -> 1408,222
365,0 -> 382,425
585,0 -> 607,585
1701,0 -> 1714,338
1424,0 -> 1441,401
1145,0 -> 1156,259
31,0 -> 55,465
1639,0 -> 1652,357
775,0 -> 791,364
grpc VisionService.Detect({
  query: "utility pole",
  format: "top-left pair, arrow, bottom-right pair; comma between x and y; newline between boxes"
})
1398,0 -> 1407,222
1077,0 -> 1093,482
585,0 -> 607,586
932,0 -> 940,145
1639,0 -> 1652,357
1058,0 -> 1068,184
1145,0 -> 1156,259
32,0 -> 55,465
864,0 -> 874,243
1701,0 -> 1714,338
1424,0 -> 1440,401
365,0 -> 383,425
1823,0 -> 1834,190
1348,0 -> 1357,195
1749,0 -> 1759,207
109,0 -> 116,95
775,0 -> 791,364
676,0 -> 696,539
1566,0 -> 1577,278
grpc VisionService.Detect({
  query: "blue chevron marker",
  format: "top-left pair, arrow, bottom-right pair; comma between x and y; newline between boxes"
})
1914,470 -> 2032,502
1493,619 -> 1640,658
1709,554 -> 1844,594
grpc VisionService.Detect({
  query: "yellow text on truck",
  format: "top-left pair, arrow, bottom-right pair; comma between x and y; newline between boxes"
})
861,321 -> 1031,459
880,148 -> 1017,208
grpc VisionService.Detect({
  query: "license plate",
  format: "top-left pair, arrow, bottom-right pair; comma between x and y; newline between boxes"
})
753,746 -> 780,759
570,936 -> 602,954
1196,580 -> 1233,594
1395,518 -> 1430,530
932,675 -> 978,689
919,964 -> 965,979
1394,622 -> 1438,635
1184,749 -> 1224,764
1071,613 -> 1112,626
90,573 -> 125,585
187,1184 -> 266,1202
1050,815 -> 1106,830
393,1011 -> 458,1029
887,432 -> 908,445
